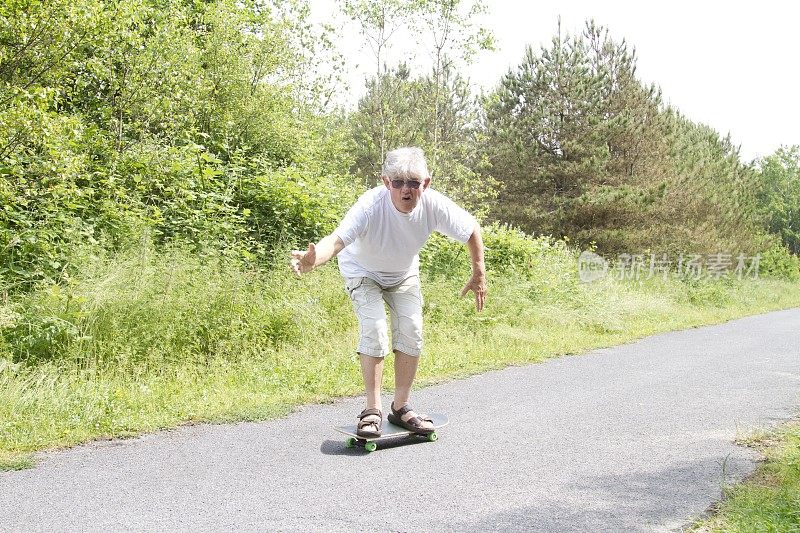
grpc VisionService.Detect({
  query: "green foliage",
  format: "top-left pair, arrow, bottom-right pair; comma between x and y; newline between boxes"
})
344,0 -> 497,214
760,244 -> 800,281
349,63 -> 498,215
681,277 -> 732,307
0,0 -> 353,288
4,243 -> 800,467
756,146 -> 800,255
0,246 -> 353,369
698,423 -> 800,532
420,222 -> 576,289
485,20 -> 619,238
658,112 -> 767,255
2,286 -> 83,365
0,86 -> 133,287
349,64 -> 425,185
234,163 -> 358,258
419,64 -> 499,216
483,20 -> 768,256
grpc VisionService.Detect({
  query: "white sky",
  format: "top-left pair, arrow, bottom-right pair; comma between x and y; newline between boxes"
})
309,0 -> 800,162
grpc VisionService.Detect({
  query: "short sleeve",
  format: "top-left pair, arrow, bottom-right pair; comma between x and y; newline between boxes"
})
433,193 -> 476,244
334,200 -> 368,246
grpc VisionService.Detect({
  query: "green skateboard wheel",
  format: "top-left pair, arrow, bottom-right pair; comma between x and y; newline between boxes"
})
427,431 -> 438,442
345,437 -> 356,448
364,441 -> 377,452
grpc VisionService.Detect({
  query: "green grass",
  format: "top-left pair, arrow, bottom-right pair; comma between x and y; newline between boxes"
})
1,245 -> 799,471
694,420 -> 800,532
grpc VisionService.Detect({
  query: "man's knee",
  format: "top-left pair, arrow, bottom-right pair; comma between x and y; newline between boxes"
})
358,316 -> 390,357
393,311 -> 423,356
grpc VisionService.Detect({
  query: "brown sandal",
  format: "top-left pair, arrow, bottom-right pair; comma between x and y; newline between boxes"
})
356,408 -> 383,438
388,402 -> 434,435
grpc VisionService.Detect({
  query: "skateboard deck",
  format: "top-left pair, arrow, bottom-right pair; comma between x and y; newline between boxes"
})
334,413 -> 449,452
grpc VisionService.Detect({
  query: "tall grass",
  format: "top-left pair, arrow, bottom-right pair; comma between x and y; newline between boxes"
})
1,230 -> 799,470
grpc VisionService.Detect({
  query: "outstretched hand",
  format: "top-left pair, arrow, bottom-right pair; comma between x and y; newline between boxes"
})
460,273 -> 487,312
290,243 -> 317,277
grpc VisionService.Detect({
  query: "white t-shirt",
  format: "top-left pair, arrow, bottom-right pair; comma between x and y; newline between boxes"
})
334,186 -> 476,286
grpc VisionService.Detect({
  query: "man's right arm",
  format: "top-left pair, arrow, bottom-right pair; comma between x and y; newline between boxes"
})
290,234 -> 346,276
292,189 -> 368,276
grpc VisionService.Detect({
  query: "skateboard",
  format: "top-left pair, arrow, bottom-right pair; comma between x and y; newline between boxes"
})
334,413 -> 449,452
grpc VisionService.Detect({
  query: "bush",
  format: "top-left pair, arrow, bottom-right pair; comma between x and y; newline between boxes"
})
760,244 -> 800,281
419,223 -> 581,305
0,0 -> 353,289
235,164 -> 359,260
0,136 -> 357,288
420,222 -> 575,277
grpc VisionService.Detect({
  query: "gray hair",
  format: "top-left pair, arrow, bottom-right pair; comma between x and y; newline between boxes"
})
381,147 -> 430,180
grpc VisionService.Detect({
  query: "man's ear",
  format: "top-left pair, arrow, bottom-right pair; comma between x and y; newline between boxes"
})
422,176 -> 432,191
381,175 -> 391,189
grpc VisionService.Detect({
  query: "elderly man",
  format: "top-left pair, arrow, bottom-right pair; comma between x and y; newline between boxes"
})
290,147 -> 486,437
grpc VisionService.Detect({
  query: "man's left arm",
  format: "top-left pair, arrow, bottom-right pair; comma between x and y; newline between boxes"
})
460,223 -> 487,311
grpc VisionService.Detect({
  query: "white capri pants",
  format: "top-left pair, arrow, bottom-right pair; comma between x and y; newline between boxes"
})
344,275 -> 423,358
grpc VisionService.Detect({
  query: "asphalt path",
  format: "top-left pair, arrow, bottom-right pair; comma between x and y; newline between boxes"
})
2,308 -> 799,532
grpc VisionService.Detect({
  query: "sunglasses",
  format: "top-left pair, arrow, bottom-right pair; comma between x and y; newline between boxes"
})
390,179 -> 423,190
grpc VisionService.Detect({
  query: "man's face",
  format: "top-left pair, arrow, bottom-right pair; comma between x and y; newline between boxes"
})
382,174 -> 431,213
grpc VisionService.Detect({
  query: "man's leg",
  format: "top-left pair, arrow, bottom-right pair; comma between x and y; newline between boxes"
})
391,350 -> 433,430
384,275 -> 433,431
345,277 -> 389,435
360,353 -> 384,411
392,349 -> 418,408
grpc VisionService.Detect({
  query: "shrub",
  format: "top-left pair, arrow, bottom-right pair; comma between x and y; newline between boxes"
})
760,244 -> 800,281
235,165 -> 359,260
421,222 -> 575,277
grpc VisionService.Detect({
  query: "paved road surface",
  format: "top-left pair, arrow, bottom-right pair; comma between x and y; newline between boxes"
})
2,308 -> 799,532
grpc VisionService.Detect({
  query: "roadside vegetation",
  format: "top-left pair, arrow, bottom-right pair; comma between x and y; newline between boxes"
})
1,3 -> 799,528
694,420 -> 800,532
2,229 -> 799,470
